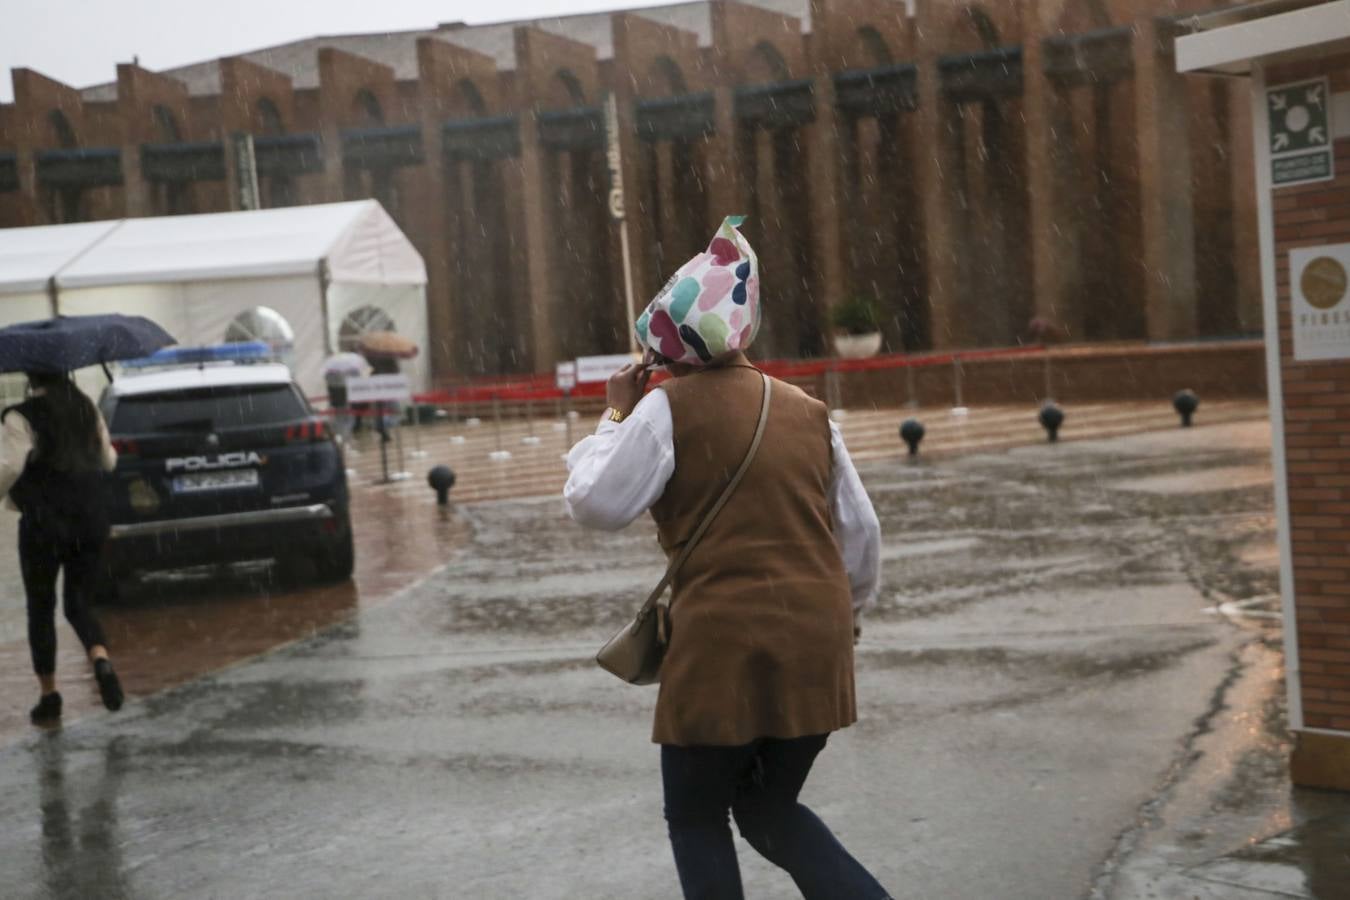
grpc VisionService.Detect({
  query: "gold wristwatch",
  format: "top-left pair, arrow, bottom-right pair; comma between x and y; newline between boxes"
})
607,407 -> 626,424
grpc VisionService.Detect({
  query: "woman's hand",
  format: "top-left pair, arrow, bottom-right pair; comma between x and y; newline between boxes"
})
607,362 -> 651,419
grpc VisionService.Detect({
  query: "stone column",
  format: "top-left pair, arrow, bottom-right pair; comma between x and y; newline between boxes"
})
1133,16 -> 1198,341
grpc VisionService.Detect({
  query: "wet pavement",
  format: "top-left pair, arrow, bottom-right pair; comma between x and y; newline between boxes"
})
2,416 -> 1349,898
0,479 -> 468,743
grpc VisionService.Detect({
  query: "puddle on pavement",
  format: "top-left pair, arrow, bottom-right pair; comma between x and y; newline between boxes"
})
1184,815 -> 1350,898
880,536 -> 982,561
0,484 -> 470,746
1107,465 -> 1273,496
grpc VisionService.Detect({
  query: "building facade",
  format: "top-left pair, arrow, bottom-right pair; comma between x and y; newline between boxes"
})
1179,0 -> 1350,792
0,0 -> 1261,381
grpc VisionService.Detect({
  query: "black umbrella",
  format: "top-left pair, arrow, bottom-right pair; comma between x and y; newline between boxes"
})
0,314 -> 176,375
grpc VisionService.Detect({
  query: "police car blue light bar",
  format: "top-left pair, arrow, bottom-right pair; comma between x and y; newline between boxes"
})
122,341 -> 278,369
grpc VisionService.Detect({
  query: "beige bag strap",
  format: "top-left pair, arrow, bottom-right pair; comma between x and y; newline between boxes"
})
637,372 -> 772,619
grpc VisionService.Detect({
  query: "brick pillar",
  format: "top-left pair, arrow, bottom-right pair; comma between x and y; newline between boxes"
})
704,86 -> 747,231
316,120 -> 346,203
418,109 -> 456,379
914,17 -> 965,350
15,149 -> 42,226
806,75 -> 848,349
449,160 -> 481,370
517,112 -> 558,372
614,94 -> 653,327
1134,16 -> 1198,341
1023,23 -> 1086,339
654,141 -> 678,269
752,126 -> 790,355
120,144 -> 151,217
223,133 -> 244,212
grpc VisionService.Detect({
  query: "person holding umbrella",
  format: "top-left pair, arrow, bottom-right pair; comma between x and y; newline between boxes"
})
321,351 -> 369,443
0,314 -> 174,724
356,331 -> 417,443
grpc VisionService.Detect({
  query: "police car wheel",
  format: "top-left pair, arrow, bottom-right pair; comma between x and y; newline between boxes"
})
314,528 -> 354,583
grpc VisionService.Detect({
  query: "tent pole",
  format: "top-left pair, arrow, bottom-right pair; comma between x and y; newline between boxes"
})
46,276 -> 59,317
318,260 -> 334,355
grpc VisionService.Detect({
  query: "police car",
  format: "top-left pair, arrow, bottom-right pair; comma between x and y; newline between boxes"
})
99,344 -> 353,588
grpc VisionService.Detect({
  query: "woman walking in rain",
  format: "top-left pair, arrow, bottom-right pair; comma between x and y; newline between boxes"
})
1,371 -> 123,724
565,217 -> 891,899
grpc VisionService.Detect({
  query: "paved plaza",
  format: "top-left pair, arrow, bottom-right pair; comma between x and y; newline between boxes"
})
0,415 -> 1347,898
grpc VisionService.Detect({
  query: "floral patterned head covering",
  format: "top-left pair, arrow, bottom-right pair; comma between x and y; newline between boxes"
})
635,215 -> 760,366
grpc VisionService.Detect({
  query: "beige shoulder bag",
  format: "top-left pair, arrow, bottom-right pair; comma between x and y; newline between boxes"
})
595,372 -> 773,685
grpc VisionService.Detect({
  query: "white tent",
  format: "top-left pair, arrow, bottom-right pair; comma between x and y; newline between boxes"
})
0,201 -> 429,400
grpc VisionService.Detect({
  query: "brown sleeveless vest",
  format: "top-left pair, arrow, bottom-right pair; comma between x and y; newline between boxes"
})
650,364 -> 857,746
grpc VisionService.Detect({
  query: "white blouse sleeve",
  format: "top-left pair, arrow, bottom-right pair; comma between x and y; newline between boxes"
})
563,389 -> 676,531
828,421 -> 881,620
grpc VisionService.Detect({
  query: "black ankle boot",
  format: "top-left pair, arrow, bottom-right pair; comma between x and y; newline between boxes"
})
94,659 -> 123,712
30,692 -> 62,725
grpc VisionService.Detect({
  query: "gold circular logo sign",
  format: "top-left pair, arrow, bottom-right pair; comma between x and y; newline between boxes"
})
1301,256 -> 1348,310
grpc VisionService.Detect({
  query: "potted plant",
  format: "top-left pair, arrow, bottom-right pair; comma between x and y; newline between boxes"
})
831,295 -> 883,359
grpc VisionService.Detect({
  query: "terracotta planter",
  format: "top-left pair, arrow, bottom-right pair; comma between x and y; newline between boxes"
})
834,332 -> 883,359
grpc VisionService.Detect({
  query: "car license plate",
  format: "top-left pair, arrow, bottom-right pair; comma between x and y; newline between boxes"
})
172,469 -> 260,494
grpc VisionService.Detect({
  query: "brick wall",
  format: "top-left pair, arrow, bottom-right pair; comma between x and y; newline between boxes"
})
1269,56 -> 1350,734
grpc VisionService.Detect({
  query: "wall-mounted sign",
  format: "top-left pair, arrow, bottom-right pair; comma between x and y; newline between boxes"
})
1290,244 -> 1350,361
1269,78 -> 1334,187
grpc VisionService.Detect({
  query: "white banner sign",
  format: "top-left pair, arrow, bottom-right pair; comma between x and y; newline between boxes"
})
1290,244 -> 1350,361
576,354 -> 637,384
345,374 -> 412,404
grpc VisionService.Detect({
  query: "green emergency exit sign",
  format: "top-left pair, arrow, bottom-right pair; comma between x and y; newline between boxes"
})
1269,78 -> 1334,187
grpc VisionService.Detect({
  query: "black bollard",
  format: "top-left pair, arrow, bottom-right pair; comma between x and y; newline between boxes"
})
1173,390 -> 1199,428
899,418 -> 926,456
427,465 -> 456,505
1039,402 -> 1064,443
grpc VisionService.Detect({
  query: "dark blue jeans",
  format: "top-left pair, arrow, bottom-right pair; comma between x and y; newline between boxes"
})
661,734 -> 890,900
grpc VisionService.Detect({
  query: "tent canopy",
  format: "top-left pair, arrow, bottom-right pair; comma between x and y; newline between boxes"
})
0,202 -> 430,398
0,201 -> 426,293
0,220 -> 122,296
